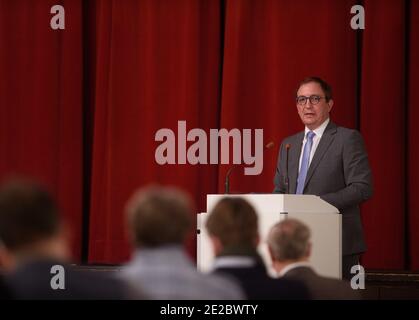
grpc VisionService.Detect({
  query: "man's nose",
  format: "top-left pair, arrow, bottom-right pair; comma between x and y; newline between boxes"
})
305,100 -> 314,109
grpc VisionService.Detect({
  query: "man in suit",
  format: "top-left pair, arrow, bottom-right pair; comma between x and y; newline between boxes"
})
273,77 -> 373,280
121,185 -> 244,300
0,179 -> 140,300
206,197 -> 309,299
267,218 -> 360,299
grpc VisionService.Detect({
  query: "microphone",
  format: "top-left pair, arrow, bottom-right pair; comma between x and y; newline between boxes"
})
265,141 -> 275,150
224,141 -> 275,194
285,144 -> 291,194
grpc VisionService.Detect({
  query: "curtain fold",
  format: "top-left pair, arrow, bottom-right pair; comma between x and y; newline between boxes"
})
408,0 -> 419,270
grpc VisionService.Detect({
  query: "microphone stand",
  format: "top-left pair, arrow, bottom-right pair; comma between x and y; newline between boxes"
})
225,166 -> 235,194
285,144 -> 291,194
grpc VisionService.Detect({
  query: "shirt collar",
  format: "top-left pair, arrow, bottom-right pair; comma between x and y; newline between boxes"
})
212,256 -> 256,270
304,117 -> 330,139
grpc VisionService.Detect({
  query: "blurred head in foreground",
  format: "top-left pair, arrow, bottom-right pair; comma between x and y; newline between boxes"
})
0,180 -> 70,270
206,197 -> 259,256
125,185 -> 193,249
267,218 -> 311,273
0,179 -> 145,300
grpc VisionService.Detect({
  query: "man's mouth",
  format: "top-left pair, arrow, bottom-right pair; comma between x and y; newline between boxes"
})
304,113 -> 315,117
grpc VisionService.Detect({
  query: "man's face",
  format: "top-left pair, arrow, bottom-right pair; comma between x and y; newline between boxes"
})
296,82 -> 333,130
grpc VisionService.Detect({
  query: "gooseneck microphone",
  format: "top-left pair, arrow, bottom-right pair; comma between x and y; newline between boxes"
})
224,141 -> 275,194
285,144 -> 291,194
265,141 -> 275,150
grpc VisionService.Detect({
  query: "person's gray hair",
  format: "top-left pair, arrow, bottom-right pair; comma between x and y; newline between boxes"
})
267,218 -> 311,261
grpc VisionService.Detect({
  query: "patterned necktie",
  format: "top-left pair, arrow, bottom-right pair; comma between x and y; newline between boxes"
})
296,131 -> 315,194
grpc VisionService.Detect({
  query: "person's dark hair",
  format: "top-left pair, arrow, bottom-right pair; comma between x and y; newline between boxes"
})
126,185 -> 193,248
206,197 -> 258,248
296,76 -> 333,102
267,218 -> 311,261
0,180 -> 60,251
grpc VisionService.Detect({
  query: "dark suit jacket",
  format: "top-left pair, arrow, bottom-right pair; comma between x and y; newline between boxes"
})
273,121 -> 373,255
5,258 -> 141,300
213,256 -> 310,300
282,266 -> 360,300
0,274 -> 13,300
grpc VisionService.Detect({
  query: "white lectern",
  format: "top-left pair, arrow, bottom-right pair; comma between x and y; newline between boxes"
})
197,194 -> 341,279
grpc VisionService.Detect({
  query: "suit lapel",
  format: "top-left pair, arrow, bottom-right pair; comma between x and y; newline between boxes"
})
303,121 -> 337,191
289,132 -> 304,194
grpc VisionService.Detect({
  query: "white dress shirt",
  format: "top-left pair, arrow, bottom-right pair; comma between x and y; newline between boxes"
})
298,118 -> 330,173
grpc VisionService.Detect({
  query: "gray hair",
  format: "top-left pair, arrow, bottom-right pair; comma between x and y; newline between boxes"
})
267,218 -> 311,261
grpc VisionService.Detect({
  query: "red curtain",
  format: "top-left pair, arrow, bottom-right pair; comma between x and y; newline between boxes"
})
1,0 -> 419,271
87,0 -> 222,262
360,0 -> 406,269
0,0 -> 83,259
408,0 -> 419,270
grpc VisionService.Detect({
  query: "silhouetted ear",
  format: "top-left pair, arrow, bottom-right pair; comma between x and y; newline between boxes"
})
267,245 -> 275,262
255,234 -> 260,247
0,245 -> 14,271
209,236 -> 223,256
56,222 -> 72,260
305,242 -> 312,259
328,99 -> 334,112
58,222 -> 71,244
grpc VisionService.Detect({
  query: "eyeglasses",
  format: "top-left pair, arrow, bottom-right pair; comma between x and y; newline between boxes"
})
296,95 -> 326,106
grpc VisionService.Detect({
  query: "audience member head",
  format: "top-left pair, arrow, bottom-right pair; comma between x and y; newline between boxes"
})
0,180 -> 70,270
267,218 -> 312,274
205,197 -> 259,256
125,185 -> 193,249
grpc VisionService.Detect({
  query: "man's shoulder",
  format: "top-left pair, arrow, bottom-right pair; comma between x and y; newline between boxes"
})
280,123 -> 363,146
328,119 -> 367,137
199,270 -> 245,299
315,275 -> 360,299
287,267 -> 352,291
334,124 -> 360,136
6,260 -> 133,299
333,125 -> 367,148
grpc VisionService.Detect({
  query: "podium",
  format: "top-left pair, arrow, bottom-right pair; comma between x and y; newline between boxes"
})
197,194 -> 342,279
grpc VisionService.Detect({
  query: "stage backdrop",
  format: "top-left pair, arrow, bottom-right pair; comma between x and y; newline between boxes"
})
1,0 -> 418,271
0,0 -> 83,259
